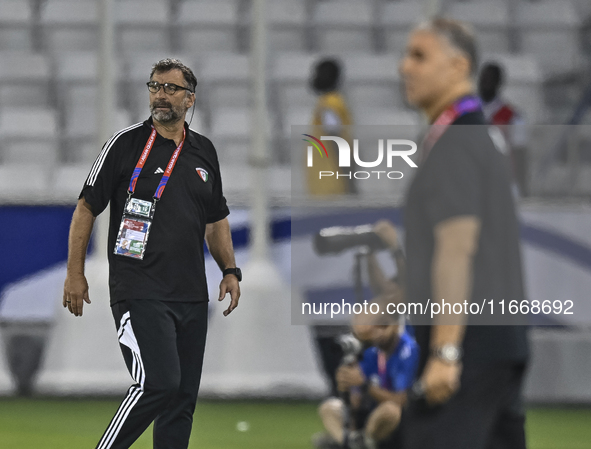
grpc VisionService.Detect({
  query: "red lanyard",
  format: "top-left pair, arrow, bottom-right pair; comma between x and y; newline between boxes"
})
377,350 -> 387,388
128,126 -> 186,200
420,95 -> 481,163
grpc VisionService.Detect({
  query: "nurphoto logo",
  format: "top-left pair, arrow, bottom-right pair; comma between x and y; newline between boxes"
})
303,134 -> 418,180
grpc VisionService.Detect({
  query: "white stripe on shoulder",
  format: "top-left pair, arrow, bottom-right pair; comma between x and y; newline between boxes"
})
86,122 -> 143,187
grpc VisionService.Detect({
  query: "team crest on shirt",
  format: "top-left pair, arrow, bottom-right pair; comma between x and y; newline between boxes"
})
196,168 -> 209,182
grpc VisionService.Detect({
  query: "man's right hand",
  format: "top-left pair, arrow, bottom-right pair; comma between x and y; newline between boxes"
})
374,220 -> 399,249
63,273 -> 91,317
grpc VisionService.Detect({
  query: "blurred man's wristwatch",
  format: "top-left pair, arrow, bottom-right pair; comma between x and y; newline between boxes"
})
223,267 -> 242,282
431,344 -> 462,364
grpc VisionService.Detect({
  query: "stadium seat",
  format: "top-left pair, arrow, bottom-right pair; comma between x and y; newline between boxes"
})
342,54 -> 401,111
64,106 -> 132,163
0,108 -> 58,139
40,0 -> 99,53
282,107 -> 313,138
272,52 -> 319,116
0,52 -> 51,107
210,107 -> 273,166
343,54 -> 400,84
200,54 -> 251,113
354,107 -> 421,127
54,51 -> 99,112
210,107 -> 252,141
575,166 -> 591,195
3,141 -> 58,166
272,52 -> 319,85
347,84 -> 399,110
52,163 -> 93,199
0,0 -> 33,51
0,164 -> 50,202
380,1 -> 424,55
0,108 -> 58,167
266,0 -> 308,52
277,84 -> 316,119
517,0 -> 582,74
176,0 -> 240,53
447,2 -> 510,54
116,1 -> 171,54
572,0 -> 591,18
313,0 -> 375,53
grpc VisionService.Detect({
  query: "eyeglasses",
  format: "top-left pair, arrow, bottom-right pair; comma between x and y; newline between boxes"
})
147,81 -> 193,95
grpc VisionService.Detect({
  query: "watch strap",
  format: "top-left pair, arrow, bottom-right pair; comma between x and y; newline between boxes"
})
223,267 -> 242,282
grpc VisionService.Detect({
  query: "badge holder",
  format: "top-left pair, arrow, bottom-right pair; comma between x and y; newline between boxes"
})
114,196 -> 158,260
113,125 -> 185,261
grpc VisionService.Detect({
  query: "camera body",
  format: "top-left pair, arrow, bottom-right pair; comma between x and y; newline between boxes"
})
314,225 -> 387,255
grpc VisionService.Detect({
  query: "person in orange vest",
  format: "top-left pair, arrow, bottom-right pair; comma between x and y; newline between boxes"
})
307,58 -> 356,196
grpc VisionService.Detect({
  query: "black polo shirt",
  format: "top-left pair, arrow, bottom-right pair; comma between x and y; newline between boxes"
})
80,118 -> 229,305
404,111 -> 528,371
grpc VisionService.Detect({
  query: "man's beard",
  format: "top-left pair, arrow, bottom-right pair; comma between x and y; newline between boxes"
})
150,100 -> 186,124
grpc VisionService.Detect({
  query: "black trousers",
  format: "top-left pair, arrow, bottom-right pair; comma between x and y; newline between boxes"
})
95,299 -> 208,449
401,363 -> 527,449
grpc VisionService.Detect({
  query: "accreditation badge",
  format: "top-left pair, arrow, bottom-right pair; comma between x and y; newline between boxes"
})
114,198 -> 155,260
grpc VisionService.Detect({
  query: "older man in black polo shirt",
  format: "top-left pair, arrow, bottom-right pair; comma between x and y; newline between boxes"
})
399,19 -> 528,449
63,59 -> 241,449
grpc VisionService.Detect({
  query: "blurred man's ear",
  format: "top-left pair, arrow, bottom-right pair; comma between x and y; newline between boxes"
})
451,53 -> 472,82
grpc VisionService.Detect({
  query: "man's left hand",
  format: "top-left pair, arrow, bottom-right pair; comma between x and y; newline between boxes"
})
421,357 -> 462,406
218,275 -> 240,316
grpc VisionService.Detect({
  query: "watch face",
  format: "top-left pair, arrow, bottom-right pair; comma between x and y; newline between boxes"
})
225,267 -> 242,281
441,345 -> 460,361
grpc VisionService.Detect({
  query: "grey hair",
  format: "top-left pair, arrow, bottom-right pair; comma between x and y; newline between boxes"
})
417,17 -> 479,77
150,58 -> 197,93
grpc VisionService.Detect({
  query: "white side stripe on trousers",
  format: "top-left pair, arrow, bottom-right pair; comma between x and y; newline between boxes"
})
97,312 -> 145,449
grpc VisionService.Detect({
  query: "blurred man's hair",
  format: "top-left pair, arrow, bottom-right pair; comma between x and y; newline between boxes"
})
150,58 -> 197,93
311,58 -> 342,93
418,17 -> 479,77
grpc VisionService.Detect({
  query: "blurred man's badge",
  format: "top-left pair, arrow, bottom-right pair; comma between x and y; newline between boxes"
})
196,168 -> 208,182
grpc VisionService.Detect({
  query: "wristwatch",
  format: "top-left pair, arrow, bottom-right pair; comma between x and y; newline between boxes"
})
223,267 -> 242,282
431,344 -> 462,364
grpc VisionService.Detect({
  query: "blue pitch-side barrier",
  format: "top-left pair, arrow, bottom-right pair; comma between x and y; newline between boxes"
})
1,206 -> 591,308
0,206 -> 76,298
0,206 -> 291,303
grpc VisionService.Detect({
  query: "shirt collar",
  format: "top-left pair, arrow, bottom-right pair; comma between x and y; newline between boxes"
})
144,116 -> 200,149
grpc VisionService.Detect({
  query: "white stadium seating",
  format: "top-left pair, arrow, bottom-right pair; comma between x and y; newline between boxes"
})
116,1 -> 171,54
0,0 -> 33,51
267,0 -> 308,52
177,0 -> 240,53
40,1 -> 99,53
313,0 -> 375,53
447,2 -> 510,54
0,52 -> 51,107
0,0 -> 586,198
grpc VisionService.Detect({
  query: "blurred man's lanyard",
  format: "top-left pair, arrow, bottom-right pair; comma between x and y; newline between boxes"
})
114,126 -> 186,260
377,351 -> 389,389
420,95 -> 481,163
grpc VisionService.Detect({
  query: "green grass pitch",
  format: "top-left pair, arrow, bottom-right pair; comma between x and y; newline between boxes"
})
0,399 -> 590,448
